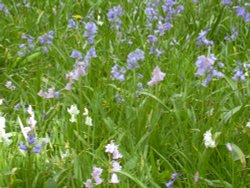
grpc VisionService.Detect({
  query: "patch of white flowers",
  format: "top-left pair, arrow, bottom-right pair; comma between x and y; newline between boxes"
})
203,129 -> 216,148
67,104 -> 80,123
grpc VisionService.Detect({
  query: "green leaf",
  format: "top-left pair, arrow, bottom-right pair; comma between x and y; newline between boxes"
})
200,178 -> 232,188
230,143 -> 246,169
221,106 -> 242,123
140,92 -> 170,111
118,170 -> 148,188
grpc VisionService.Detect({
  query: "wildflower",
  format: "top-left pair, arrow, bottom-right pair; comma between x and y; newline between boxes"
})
137,73 -> 143,79
107,6 -> 123,31
18,116 -> 31,139
38,30 -> 54,53
65,61 -> 88,85
14,103 -> 21,110
234,6 -> 250,22
19,143 -> 27,150
195,55 -> 215,76
18,34 -> 35,56
147,34 -> 158,44
38,30 -> 54,45
233,62 -> 250,81
83,108 -> 89,116
84,22 -> 97,44
67,104 -> 80,123
226,143 -> 233,152
203,129 -> 216,148
137,82 -> 145,92
165,173 -> 179,188
17,106 -> 37,140
145,2 -> 159,22
147,66 -> 166,86
97,15 -> 104,26
127,49 -> 145,70
222,0 -> 233,5
194,171 -> 199,183
111,64 -> 126,81
197,29 -> 214,46
91,167 -> 103,185
68,18 -> 77,29
65,47 -> 96,90
0,116 -> 15,145
110,173 -> 119,184
84,179 -> 92,188
105,140 -> 123,159
83,108 -> 93,126
85,116 -> 93,126
38,87 -> 60,99
0,3 -> 9,14
195,54 -> 224,86
233,67 -> 245,80
5,81 -> 16,91
70,49 -> 83,60
111,161 -> 122,172
19,132 -> 46,154
74,61 -> 88,77
26,105 -> 37,129
84,47 -> 97,62
156,21 -> 173,35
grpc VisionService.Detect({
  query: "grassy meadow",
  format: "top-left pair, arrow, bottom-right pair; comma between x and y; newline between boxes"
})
0,0 -> 250,187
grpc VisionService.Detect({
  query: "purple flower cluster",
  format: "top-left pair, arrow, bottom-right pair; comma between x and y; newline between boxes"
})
84,47 -> 97,62
195,54 -> 224,86
84,140 -> 123,187
162,0 -> 184,23
65,47 -> 97,90
38,30 -> 54,53
105,140 -> 123,184
233,62 -> 250,81
145,0 -> 184,35
0,3 -> 9,14
67,18 -> 78,29
18,34 -> 35,57
197,29 -> 214,46
70,49 -> 83,60
145,1 -> 183,56
38,87 -> 60,99
222,0 -> 233,5
165,173 -> 179,188
19,133 -> 44,154
234,6 -> 250,22
105,140 -> 123,159
84,166 -> 103,187
111,64 -> 126,81
84,22 -> 98,44
107,6 -> 123,32
145,0 -> 160,23
127,49 -> 145,70
147,34 -> 163,56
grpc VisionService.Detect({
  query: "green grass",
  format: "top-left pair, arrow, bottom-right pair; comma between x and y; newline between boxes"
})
0,0 -> 250,187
